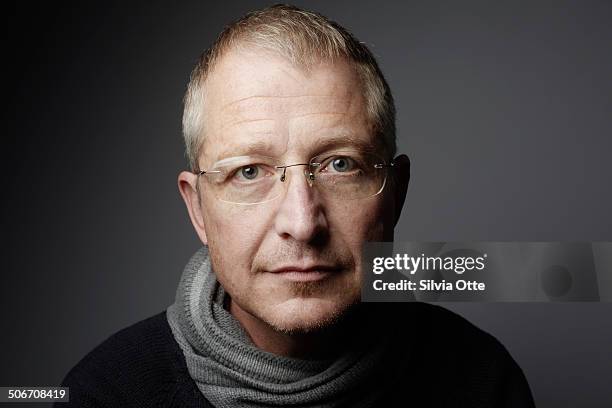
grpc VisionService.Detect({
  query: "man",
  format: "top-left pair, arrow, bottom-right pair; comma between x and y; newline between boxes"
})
60,5 -> 534,407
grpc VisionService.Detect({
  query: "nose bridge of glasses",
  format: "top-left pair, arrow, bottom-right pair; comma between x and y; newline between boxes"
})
276,162 -> 316,184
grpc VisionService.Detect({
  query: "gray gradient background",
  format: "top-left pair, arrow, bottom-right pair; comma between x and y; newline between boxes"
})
5,1 -> 612,407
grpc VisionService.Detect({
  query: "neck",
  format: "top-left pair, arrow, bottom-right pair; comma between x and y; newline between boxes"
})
228,299 -> 354,360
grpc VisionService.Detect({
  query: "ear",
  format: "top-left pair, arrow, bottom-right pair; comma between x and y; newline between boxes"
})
178,171 -> 208,244
391,154 -> 410,227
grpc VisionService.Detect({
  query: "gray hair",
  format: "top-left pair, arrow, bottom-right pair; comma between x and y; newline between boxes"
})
182,4 -> 396,171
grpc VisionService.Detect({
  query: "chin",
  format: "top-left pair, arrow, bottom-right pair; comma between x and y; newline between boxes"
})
261,297 -> 358,334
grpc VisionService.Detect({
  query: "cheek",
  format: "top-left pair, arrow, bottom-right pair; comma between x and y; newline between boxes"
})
202,201 -> 272,275
329,196 -> 389,245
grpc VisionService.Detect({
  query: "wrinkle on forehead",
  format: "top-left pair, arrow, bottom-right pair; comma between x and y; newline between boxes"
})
218,111 -> 349,137
214,93 -> 356,138
220,94 -> 352,118
221,94 -> 338,111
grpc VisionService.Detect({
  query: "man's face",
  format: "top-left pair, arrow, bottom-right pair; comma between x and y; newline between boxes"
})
183,48 -> 397,333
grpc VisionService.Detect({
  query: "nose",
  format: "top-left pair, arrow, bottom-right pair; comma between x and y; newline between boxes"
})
273,165 -> 329,243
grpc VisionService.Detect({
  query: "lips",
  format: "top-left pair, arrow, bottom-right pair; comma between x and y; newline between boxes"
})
266,265 -> 340,282
268,265 -> 339,273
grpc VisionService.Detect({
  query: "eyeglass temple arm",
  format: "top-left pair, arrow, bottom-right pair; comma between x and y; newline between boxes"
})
374,162 -> 395,169
198,170 -> 222,175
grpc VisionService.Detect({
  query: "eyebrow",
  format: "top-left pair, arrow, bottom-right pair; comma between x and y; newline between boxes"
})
215,139 -> 277,162
309,134 -> 379,154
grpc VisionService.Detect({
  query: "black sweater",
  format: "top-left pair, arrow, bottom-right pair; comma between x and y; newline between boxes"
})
58,304 -> 535,407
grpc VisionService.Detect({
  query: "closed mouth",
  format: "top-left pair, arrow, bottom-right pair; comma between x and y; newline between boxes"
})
266,265 -> 340,282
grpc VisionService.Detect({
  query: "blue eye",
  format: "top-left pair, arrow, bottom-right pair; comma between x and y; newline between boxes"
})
331,157 -> 351,172
323,156 -> 357,173
232,164 -> 275,182
240,166 -> 259,180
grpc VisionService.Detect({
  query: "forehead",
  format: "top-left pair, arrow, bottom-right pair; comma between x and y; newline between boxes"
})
200,48 -> 379,166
